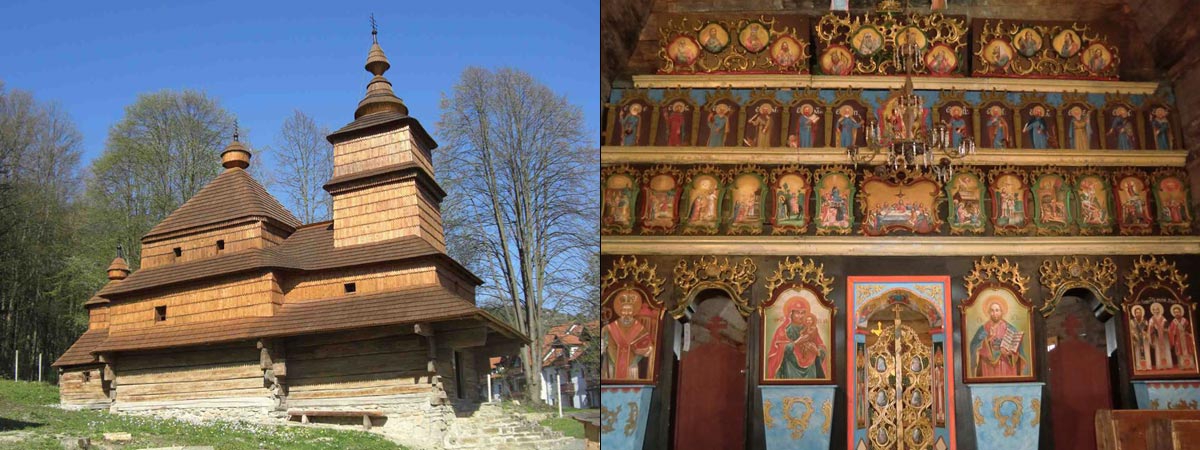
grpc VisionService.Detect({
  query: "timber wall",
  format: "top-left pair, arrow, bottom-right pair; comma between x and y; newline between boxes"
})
60,365 -> 109,409
88,307 -> 109,330
332,126 -> 434,179
331,179 -> 445,250
112,341 -> 271,411
108,272 -> 282,332
282,262 -> 439,301
284,326 -> 438,408
141,221 -> 288,269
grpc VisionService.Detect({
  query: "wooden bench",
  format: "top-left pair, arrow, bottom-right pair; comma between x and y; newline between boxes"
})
1096,409 -> 1200,450
287,409 -> 385,430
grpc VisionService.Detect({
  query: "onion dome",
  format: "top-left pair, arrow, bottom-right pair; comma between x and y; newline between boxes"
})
221,124 -> 252,170
354,25 -> 409,119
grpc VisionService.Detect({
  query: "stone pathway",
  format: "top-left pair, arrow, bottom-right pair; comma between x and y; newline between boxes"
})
442,403 -> 582,450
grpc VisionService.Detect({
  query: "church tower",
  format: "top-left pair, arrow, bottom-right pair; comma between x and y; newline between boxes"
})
324,25 -> 445,250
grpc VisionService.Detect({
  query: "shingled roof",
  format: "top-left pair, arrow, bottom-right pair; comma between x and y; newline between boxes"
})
51,329 -> 107,367
143,168 -> 301,241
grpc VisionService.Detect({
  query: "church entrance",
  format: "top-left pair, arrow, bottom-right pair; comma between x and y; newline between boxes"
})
864,304 -> 938,450
673,290 -> 749,450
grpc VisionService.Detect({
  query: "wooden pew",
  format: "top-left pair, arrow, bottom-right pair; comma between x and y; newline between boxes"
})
287,409 -> 385,430
1096,409 -> 1200,450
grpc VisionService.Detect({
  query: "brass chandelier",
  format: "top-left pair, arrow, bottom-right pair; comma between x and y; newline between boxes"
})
845,30 -> 976,183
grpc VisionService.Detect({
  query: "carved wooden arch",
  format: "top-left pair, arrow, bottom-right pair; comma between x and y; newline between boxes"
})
1038,256 -> 1117,317
855,288 -> 945,330
670,256 -> 756,319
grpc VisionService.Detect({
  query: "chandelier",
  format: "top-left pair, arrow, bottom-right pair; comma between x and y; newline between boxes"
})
846,30 -> 975,183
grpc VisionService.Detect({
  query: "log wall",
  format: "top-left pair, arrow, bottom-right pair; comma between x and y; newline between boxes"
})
331,179 -> 445,250
332,126 -> 434,179
282,262 -> 440,302
88,306 -> 109,330
60,365 -> 109,409
108,272 -> 282,332
141,220 -> 289,269
284,326 -> 438,408
112,341 -> 271,410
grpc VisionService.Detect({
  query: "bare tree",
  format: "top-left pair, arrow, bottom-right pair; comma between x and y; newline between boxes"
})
437,67 -> 594,402
272,110 -> 332,223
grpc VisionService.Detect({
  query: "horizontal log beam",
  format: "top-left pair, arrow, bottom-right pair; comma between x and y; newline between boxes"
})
631,74 -> 1162,94
600,147 -> 1189,167
602,235 -> 1200,256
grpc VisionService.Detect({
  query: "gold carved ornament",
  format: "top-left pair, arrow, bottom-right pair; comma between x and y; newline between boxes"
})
1124,255 -> 1192,304
1030,398 -> 1041,426
763,256 -> 835,306
821,400 -> 832,434
973,20 -> 1118,78
992,395 -> 1024,437
866,305 -> 936,450
781,396 -> 816,440
601,256 -> 666,307
963,256 -> 1031,297
657,16 -> 810,74
600,404 -> 620,433
814,12 -> 966,76
973,398 -> 985,425
671,256 -> 757,319
624,401 -> 639,436
1038,256 -> 1117,317
763,399 -> 775,429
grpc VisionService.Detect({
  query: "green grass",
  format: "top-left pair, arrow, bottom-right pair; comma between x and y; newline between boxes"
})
497,400 -> 596,440
0,380 -> 405,449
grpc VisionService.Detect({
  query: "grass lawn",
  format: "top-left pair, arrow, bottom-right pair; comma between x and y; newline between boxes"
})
0,379 -> 405,449
497,400 -> 596,440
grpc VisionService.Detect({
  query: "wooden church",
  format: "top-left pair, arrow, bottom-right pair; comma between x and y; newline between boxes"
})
600,1 -> 1200,449
52,28 -> 526,446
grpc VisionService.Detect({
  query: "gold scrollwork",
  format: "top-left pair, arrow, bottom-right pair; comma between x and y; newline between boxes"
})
973,20 -> 1118,79
973,397 -> 985,425
672,256 -> 757,318
624,401 -> 639,436
1125,255 -> 1192,303
658,16 -> 810,74
601,404 -> 621,433
782,396 -> 815,440
821,400 -> 832,434
815,12 -> 966,76
993,395 -> 1024,437
763,399 -> 775,429
602,255 -> 666,307
764,256 -> 835,304
1038,256 -> 1117,316
1030,398 -> 1041,426
964,256 -> 1031,297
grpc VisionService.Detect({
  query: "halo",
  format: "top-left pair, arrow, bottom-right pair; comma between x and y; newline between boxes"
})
1171,303 -> 1186,315
982,294 -> 1009,317
1131,304 -> 1146,316
1150,302 -> 1165,314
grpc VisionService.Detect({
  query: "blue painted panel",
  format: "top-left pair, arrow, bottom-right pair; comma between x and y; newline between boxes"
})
761,385 -> 837,450
600,385 -> 654,450
968,383 -> 1044,450
1132,380 -> 1200,410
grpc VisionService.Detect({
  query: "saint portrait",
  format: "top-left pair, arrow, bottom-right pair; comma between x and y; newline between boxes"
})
1021,105 -> 1055,150
850,26 -> 884,57
761,287 -> 833,383
983,39 -> 1014,71
1076,174 -> 1112,230
895,27 -> 928,51
1154,174 -> 1191,229
1106,105 -> 1137,150
1065,105 -> 1094,151
658,99 -> 693,146
740,21 -> 770,53
880,95 -> 926,143
1014,28 -> 1042,58
1148,106 -> 1175,150
962,287 -> 1034,382
1126,295 -> 1200,379
983,104 -> 1011,149
820,46 -> 854,76
699,101 -> 739,147
1083,43 -> 1112,75
772,171 -> 810,231
991,172 -> 1028,230
682,174 -> 722,233
770,35 -> 803,69
640,173 -> 681,232
744,101 -> 780,148
699,23 -> 730,53
1052,29 -> 1082,58
602,173 -> 638,233
815,170 -> 853,233
942,104 -> 972,149
601,288 -> 662,383
834,104 -> 865,148
788,102 -> 823,148
925,44 -> 958,75
728,173 -> 766,233
666,36 -> 701,69
1116,174 -> 1153,232
948,171 -> 984,233
615,101 -> 652,147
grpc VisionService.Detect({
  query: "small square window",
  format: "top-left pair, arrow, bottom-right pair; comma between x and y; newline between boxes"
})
155,305 -> 167,322
173,247 -> 182,257
217,240 -> 225,251
344,283 -> 357,294
82,371 -> 91,382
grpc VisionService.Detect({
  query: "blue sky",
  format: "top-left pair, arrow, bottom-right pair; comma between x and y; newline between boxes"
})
0,0 -> 599,165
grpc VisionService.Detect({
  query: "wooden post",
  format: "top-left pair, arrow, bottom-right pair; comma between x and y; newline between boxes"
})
556,369 -> 563,418
362,414 -> 372,430
486,371 -> 493,403
13,350 -> 17,381
415,323 -> 436,373
37,353 -> 42,382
